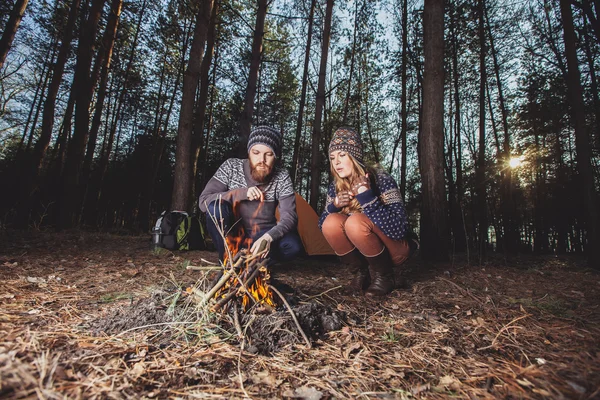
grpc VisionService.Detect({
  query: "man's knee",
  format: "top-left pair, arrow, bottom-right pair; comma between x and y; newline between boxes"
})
206,200 -> 232,222
277,233 -> 303,261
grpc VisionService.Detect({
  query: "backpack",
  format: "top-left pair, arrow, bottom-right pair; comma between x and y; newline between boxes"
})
153,211 -> 206,251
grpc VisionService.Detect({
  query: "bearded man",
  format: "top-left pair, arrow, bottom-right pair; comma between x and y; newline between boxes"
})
199,126 -> 303,262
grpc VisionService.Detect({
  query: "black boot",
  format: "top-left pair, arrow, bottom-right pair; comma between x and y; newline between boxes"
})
365,249 -> 395,297
340,248 -> 370,294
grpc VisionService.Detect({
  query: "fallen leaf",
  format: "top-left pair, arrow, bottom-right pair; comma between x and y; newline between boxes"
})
443,346 -> 457,356
516,378 -> 534,388
251,370 -> 280,387
566,380 -> 586,394
129,361 -> 146,378
411,383 -> 430,395
343,342 -> 362,359
292,386 -> 322,400
438,375 -> 461,391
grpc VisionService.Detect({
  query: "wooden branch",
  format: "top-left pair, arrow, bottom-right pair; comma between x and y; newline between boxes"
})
211,263 -> 265,311
201,270 -> 232,306
269,284 -> 311,349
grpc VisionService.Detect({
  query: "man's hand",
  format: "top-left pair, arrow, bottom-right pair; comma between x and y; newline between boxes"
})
351,174 -> 370,195
250,233 -> 273,258
334,190 -> 354,208
247,186 -> 264,202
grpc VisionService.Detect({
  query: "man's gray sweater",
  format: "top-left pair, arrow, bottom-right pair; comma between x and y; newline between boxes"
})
198,158 -> 297,241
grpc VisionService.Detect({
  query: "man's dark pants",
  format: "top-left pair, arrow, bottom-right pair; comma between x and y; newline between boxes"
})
205,200 -> 303,262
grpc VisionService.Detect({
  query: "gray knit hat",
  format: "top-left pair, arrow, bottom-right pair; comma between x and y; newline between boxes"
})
247,126 -> 283,158
328,127 -> 364,165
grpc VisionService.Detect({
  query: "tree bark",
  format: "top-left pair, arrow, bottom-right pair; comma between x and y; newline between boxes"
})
238,0 -> 268,151
420,0 -> 448,261
83,0 -> 123,181
191,0 -> 218,208
400,0 -> 408,199
171,0 -> 215,212
342,0 -> 360,124
0,0 -> 29,69
560,0 -> 600,267
309,0 -> 334,211
291,0 -> 316,185
59,0 -> 106,228
31,0 -> 80,183
476,0 -> 488,258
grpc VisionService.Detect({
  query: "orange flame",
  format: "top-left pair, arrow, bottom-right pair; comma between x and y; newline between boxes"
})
214,194 -> 276,311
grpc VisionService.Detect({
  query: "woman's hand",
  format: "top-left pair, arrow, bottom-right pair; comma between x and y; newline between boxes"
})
247,186 -> 264,202
334,191 -> 354,208
351,174 -> 370,195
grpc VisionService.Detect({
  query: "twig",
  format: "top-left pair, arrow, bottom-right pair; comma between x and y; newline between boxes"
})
304,285 -> 343,300
477,313 -> 531,351
212,264 -> 264,311
201,271 -> 232,306
186,265 -> 222,271
439,277 -> 484,304
232,303 -> 243,339
269,284 -> 311,349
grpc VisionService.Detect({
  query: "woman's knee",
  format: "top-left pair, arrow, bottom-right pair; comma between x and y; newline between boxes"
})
322,213 -> 347,238
344,214 -> 372,239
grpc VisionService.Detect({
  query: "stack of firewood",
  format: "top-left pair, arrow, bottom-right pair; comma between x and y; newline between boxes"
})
187,248 -> 276,313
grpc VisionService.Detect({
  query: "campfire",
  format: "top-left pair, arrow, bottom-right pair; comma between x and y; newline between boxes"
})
183,228 -> 314,349
208,243 -> 277,313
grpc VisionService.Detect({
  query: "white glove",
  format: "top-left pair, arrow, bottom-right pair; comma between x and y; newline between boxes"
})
250,233 -> 273,258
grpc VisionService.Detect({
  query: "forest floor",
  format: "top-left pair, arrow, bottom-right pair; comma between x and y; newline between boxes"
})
1,230 -> 599,399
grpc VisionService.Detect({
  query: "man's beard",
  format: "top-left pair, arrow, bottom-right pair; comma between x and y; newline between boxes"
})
250,160 -> 274,183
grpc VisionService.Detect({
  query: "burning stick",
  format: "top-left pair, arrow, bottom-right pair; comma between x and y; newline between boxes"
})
211,259 -> 267,312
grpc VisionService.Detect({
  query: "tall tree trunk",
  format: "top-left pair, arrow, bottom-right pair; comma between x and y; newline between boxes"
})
309,0 -> 334,211
95,0 -> 146,212
0,0 -> 29,69
420,0 -> 448,261
560,0 -> 600,267
291,0 -> 316,185
450,3 -> 466,252
200,40 -> 219,191
83,0 -> 123,180
30,0 -> 80,183
191,0 -> 218,209
342,0 -> 360,124
238,0 -> 268,151
577,0 -> 600,42
400,0 -> 408,199
485,5 -> 517,253
171,0 -> 215,211
476,0 -> 488,258
81,0 -> 123,224
582,14 -> 600,146
19,41 -> 55,154
59,0 -> 106,228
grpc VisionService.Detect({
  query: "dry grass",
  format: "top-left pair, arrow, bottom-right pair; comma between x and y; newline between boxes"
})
1,230 -> 599,399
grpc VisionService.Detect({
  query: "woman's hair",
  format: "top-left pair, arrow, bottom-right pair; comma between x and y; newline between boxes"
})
330,153 -> 378,214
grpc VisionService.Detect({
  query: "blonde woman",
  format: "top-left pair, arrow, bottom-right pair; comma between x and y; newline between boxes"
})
318,127 -> 416,297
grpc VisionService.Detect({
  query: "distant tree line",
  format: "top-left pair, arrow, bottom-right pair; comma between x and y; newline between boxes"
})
0,0 -> 598,265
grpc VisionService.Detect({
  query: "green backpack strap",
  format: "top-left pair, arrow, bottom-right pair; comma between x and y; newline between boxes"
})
176,216 -> 190,250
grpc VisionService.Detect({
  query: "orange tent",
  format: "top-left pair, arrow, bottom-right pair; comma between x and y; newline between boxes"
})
277,193 -> 335,256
